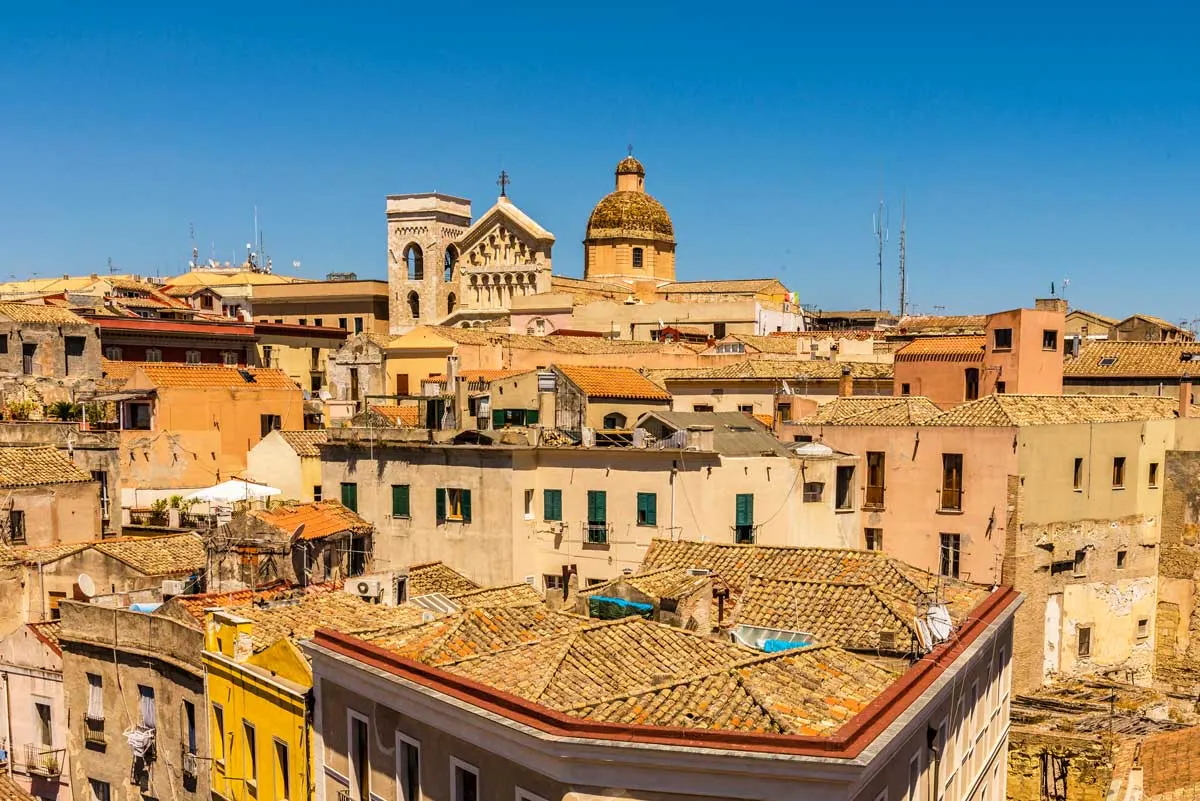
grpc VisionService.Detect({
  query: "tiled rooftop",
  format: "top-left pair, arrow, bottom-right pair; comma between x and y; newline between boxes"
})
658,278 -> 786,294
0,302 -> 90,325
1137,725 -> 1200,800
276,429 -> 328,457
0,446 -> 93,487
168,583 -> 341,624
28,620 -> 63,656
249,500 -> 371,541
927,394 -> 1185,426
580,566 -> 715,602
0,772 -> 36,801
234,590 -> 431,651
651,359 -> 893,382
800,396 -> 944,426
408,562 -> 480,597
0,541 -> 89,565
718,334 -> 801,354
893,314 -> 987,335
411,326 -> 697,355
1065,341 -> 1200,377
132,364 -> 299,390
368,606 -> 583,665
558,365 -> 671,401
100,358 -> 139,385
449,582 -> 544,609
369,405 -> 421,427
895,335 -> 986,361
94,534 -> 205,576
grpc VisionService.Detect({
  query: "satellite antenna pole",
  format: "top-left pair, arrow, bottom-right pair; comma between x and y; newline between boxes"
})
873,193 -> 888,312
898,195 -> 907,317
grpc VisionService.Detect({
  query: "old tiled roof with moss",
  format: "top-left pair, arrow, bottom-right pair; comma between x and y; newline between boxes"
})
579,566 -> 718,602
94,534 -> 205,576
362,607 -> 897,736
0,541 -> 90,565
0,446 -> 93,487
0,302 -> 90,325
926,394 -> 1185,427
133,364 -> 299,390
167,583 -> 341,624
249,500 -> 371,541
449,582 -> 544,609
27,620 -> 63,656
1064,341 -> 1200,377
893,314 -> 987,335
895,335 -> 986,361
658,278 -> 788,295
615,155 -> 645,176
276,429 -> 328,457
407,562 -> 480,597
233,590 -> 431,651
0,772 -> 36,801
558,365 -> 672,401
800,396 -> 944,426
650,360 -> 893,382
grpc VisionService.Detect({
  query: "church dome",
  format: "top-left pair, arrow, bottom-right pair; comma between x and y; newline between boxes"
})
585,155 -> 674,242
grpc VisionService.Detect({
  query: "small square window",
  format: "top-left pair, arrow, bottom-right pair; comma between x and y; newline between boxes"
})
1117,549 -> 1127,569
1042,329 -> 1058,351
1073,457 -> 1084,490
1078,625 -> 1093,657
865,528 -> 883,551
802,481 -> 824,502
1137,618 -> 1149,639
993,328 -> 1013,350
901,383 -> 911,395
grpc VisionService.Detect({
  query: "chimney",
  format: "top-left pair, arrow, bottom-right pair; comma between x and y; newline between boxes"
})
1035,297 -> 1068,313
685,424 -> 715,452
839,366 -> 854,397
1181,374 -> 1192,419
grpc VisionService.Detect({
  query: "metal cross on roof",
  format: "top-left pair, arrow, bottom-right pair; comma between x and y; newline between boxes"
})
497,170 -> 510,197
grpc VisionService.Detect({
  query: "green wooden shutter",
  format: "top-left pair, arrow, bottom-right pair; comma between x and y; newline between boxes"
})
492,409 -> 505,429
461,490 -> 472,523
435,488 -> 446,523
526,408 -> 539,425
340,482 -> 357,512
588,490 -> 606,523
637,493 -> 657,526
544,489 -> 561,521
392,485 -> 409,517
735,493 -> 753,526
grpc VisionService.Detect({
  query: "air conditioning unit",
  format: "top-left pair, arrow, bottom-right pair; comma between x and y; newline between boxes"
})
161,580 -> 186,596
345,578 -> 381,600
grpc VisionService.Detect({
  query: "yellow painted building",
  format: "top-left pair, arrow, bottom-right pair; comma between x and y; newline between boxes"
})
202,590 -> 431,801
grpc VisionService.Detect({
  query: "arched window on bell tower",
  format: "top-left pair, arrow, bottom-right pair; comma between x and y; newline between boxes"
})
444,246 -> 458,281
405,244 -> 424,280
407,291 -> 420,319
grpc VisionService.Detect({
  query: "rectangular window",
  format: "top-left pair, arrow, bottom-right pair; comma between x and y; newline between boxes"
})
48,591 -> 66,619
543,489 -> 562,522
636,492 -> 657,526
738,404 -> 754,413
908,752 -> 922,801
314,318 -> 323,327
340,482 -> 358,512
1117,549 -> 1127,569
777,402 -> 792,422
996,380 -> 1007,393
313,485 -> 322,502
993,327 -> 1013,350
802,481 -> 824,502
586,490 -> 608,543
349,713 -> 369,801
1073,548 -> 1087,577
1078,625 -> 1092,657
1137,618 -> 1149,639
339,317 -> 348,330
104,346 -> 121,360
273,738 -> 290,800
692,404 -> 714,412
299,318 -> 307,326
543,574 -> 564,591
1113,456 -> 1126,488
259,414 -> 282,438
8,510 -> 25,545
22,343 -> 36,375
243,721 -> 258,784
137,685 -> 155,729
1149,462 -> 1160,488
391,485 -> 410,518
632,247 -> 644,269
183,700 -> 196,755
145,348 -> 162,362
355,317 -> 364,333
941,453 -> 964,511
213,704 -> 226,765
35,701 -> 52,746
452,759 -> 479,801
940,533 -> 961,578
866,451 -> 886,507
0,334 -> 6,354
835,466 -> 854,509
185,350 -> 202,364
89,779 -> 111,801
901,382 -> 911,395
865,528 -> 883,551
1043,329 -> 1059,350
524,489 -> 534,520
1073,457 -> 1084,490
397,733 -> 420,801
734,493 -> 754,543
436,488 -> 472,523
86,673 -> 104,722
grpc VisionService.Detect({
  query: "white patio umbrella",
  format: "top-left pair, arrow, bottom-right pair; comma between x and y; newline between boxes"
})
184,479 -> 281,504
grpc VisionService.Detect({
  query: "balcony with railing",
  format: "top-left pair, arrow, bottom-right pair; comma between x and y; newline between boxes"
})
337,790 -> 352,801
732,524 -> 760,545
84,716 -> 105,748
583,521 -> 611,546
22,744 -> 64,777
128,508 -> 168,527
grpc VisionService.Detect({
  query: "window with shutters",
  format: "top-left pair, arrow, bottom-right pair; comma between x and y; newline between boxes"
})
543,489 -> 563,522
734,493 -> 755,543
586,490 -> 608,543
391,485 -> 410,518
636,492 -> 657,526
866,451 -> 886,507
941,454 -> 964,511
940,533 -> 961,578
340,482 -> 358,512
436,488 -> 472,523
835,465 -> 854,510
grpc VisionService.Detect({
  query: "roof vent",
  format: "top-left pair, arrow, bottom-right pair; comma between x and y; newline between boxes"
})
685,568 -> 711,576
238,369 -> 256,383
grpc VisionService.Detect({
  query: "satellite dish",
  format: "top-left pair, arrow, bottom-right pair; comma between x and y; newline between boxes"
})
287,523 -> 306,547
77,573 -> 96,598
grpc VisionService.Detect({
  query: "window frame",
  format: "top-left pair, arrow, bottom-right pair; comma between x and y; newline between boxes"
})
865,451 -> 886,508
543,489 -> 562,522
835,465 -> 855,510
865,528 -> 883,551
1113,456 -> 1127,488
1042,329 -> 1059,351
450,757 -> 480,801
801,481 -> 824,503
272,737 -> 290,801
636,492 -> 657,526
1149,461 -> 1160,488
243,719 -> 258,789
1137,618 -> 1149,640
348,709 -> 371,801
940,453 -> 964,511
212,703 -> 226,769
396,731 -> 421,801
517,789 -> 550,801
939,533 -> 961,578
1078,624 -> 1093,658
391,484 -> 411,519
992,327 -> 1013,351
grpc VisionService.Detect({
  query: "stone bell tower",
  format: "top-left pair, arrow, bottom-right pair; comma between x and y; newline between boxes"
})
385,193 -> 472,334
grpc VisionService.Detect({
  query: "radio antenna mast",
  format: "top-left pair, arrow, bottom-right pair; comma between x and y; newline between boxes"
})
873,193 -> 888,312
898,195 -> 907,317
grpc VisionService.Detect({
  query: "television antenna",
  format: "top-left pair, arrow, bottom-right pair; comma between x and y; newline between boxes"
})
873,195 -> 888,312
898,195 -> 908,317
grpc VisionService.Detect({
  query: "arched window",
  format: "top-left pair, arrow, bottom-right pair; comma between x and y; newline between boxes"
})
407,291 -> 420,319
964,368 -> 980,401
632,247 -> 644,269
404,244 -> 423,280
447,293 -> 456,315
444,246 -> 457,281
603,412 -> 627,430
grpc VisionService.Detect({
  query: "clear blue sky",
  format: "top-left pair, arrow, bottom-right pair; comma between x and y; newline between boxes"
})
1,3 -> 1197,321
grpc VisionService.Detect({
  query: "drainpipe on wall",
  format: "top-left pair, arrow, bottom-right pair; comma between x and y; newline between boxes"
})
1180,375 -> 1192,418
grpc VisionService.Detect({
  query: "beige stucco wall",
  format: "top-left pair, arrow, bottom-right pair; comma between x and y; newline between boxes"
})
245,431 -> 321,502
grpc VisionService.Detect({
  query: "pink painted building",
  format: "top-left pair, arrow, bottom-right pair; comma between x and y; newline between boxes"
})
0,622 -> 67,800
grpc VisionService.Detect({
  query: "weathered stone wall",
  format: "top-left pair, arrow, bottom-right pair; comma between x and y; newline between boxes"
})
1155,451 -> 1200,687
1007,728 -> 1114,801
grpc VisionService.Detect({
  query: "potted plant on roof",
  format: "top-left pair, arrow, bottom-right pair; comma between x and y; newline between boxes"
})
148,498 -> 169,527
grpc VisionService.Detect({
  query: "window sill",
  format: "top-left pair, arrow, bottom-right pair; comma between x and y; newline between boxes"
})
391,515 -> 410,520
863,504 -> 886,512
936,508 -> 964,515
636,523 -> 657,528
524,514 -> 534,521
582,540 -> 610,550
1073,488 -> 1083,493
835,507 -> 855,514
1113,486 -> 1126,491
992,348 -> 1012,353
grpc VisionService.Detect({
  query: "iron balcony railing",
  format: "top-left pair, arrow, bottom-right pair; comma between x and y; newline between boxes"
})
84,716 -> 105,746
584,521 -> 611,545
22,744 -> 64,777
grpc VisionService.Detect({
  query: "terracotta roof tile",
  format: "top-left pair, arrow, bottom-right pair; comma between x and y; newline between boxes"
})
895,335 -> 986,361
276,429 -> 328,457
100,358 -> 138,384
407,562 -> 480,597
249,500 -> 371,541
94,534 -> 205,576
449,582 -> 544,608
0,446 -> 93,487
927,394 -> 1184,426
557,365 -> 671,401
658,278 -> 787,294
233,590 -> 431,651
0,773 -> 36,801
366,606 -> 581,664
409,326 -> 696,356
168,583 -> 340,624
27,620 -> 63,656
651,360 -> 893,382
893,314 -> 987,335
369,405 -> 421,427
580,567 -> 715,602
0,542 -> 90,565
0,302 -> 90,325
1119,314 -> 1188,333
1065,341 -> 1200,378
133,364 -> 299,390
801,396 -> 943,426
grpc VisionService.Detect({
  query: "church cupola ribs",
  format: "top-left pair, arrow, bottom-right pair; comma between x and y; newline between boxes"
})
584,152 -> 676,283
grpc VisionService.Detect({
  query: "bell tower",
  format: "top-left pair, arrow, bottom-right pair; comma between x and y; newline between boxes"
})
385,193 -> 472,334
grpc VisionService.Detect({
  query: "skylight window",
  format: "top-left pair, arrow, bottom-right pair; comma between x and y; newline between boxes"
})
1098,357 -> 1118,367
1181,353 -> 1200,362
